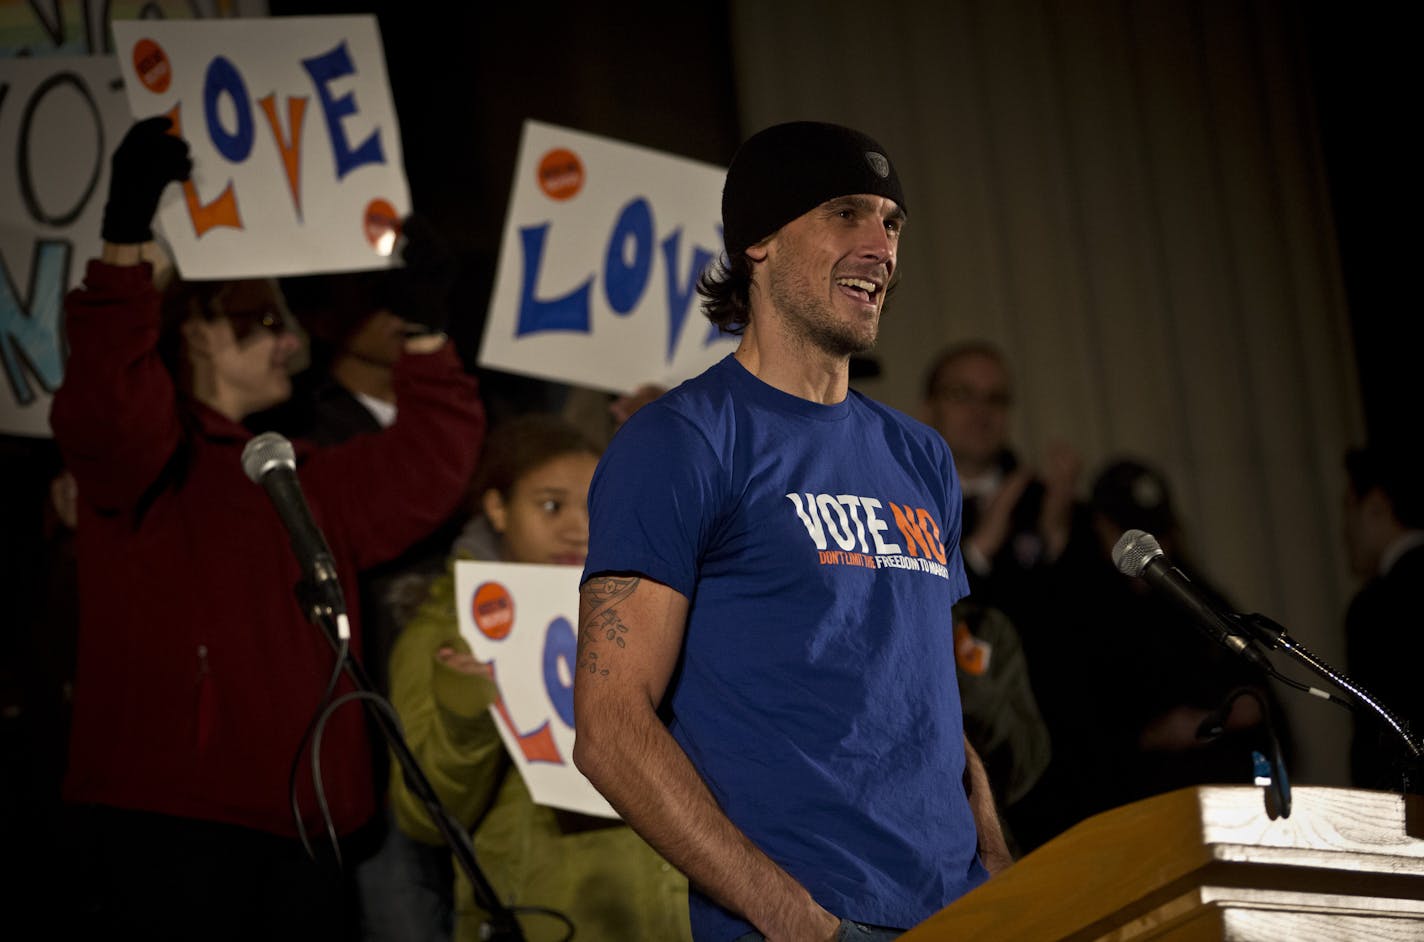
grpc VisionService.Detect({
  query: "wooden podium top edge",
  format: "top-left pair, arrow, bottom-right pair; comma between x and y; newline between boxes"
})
899,785 -> 1424,942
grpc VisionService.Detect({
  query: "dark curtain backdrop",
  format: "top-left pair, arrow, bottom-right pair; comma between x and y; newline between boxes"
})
1301,0 -> 1417,448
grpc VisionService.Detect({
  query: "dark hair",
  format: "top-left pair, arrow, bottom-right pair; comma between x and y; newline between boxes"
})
140,278 -> 287,519
696,252 -> 753,335
278,269 -> 392,348
1345,445 -> 1424,528
470,413 -> 602,508
921,340 -> 1010,400
157,277 -> 288,389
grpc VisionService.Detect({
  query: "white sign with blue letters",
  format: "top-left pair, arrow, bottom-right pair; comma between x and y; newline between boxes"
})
480,120 -> 739,394
111,16 -> 409,280
454,559 -> 617,819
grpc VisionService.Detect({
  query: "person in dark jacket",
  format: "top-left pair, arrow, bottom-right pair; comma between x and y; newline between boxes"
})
1342,444 -> 1424,792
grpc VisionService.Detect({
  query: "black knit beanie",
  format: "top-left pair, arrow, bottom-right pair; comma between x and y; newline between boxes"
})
721,121 -> 906,260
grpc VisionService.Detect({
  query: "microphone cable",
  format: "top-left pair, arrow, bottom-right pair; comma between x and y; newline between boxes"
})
1195,685 -> 1292,818
303,687 -> 576,941
288,634 -> 351,863
285,636 -> 577,941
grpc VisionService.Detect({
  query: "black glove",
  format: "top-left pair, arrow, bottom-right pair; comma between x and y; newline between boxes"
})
389,213 -> 457,334
101,116 -> 193,244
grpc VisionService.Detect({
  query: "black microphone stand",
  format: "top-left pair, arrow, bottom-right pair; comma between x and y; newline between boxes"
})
1233,611 -> 1424,793
296,582 -> 527,941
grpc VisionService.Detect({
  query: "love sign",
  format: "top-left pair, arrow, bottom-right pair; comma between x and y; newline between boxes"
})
454,559 -> 617,819
479,120 -> 739,395
111,16 -> 410,279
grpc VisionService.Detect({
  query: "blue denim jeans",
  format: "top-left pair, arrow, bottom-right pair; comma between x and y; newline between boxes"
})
354,807 -> 454,942
734,919 -> 904,941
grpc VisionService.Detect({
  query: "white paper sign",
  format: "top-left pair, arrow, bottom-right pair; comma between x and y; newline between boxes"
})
111,16 -> 409,280
0,55 -> 133,437
480,120 -> 740,394
453,559 -> 617,819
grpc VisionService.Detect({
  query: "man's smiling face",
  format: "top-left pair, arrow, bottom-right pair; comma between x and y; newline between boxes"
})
757,193 -> 904,358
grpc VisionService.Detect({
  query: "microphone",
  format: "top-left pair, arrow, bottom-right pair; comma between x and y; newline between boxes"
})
1111,529 -> 1269,670
241,432 -> 350,640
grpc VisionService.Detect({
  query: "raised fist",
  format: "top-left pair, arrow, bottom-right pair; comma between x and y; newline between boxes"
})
101,115 -> 193,245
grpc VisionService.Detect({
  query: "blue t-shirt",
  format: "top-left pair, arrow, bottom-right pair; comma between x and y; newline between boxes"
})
583,355 -> 987,941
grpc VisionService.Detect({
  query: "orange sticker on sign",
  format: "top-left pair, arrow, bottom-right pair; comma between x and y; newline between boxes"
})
472,581 -> 515,640
537,148 -> 584,201
363,198 -> 400,256
133,39 -> 172,95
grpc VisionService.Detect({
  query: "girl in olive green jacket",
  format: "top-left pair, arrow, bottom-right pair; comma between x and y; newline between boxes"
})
388,414 -> 690,942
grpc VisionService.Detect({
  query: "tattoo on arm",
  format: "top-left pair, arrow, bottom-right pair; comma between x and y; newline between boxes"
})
578,576 -> 641,676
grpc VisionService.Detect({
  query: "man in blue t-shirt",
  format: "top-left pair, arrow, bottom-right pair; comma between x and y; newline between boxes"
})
574,122 -> 1011,942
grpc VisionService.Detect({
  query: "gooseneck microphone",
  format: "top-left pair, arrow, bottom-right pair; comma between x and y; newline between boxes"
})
241,432 -> 350,640
1115,528 -> 1424,799
1111,529 -> 1269,670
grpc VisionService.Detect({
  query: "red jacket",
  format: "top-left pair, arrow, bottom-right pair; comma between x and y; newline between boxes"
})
50,261 -> 484,838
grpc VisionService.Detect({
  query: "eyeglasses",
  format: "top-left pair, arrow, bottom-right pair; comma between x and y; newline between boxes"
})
228,306 -> 288,341
930,384 -> 1012,409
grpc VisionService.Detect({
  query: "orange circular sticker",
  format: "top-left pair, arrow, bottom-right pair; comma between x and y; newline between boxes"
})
363,199 -> 400,256
537,148 -> 584,201
472,582 -> 514,640
133,39 -> 172,95
954,622 -> 990,676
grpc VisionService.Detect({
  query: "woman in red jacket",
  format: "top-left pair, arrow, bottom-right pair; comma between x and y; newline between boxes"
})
51,117 -> 484,941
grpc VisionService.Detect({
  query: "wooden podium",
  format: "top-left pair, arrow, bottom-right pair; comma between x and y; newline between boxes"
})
901,786 -> 1424,941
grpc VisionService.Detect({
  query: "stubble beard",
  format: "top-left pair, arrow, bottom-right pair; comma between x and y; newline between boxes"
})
767,259 -> 879,360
